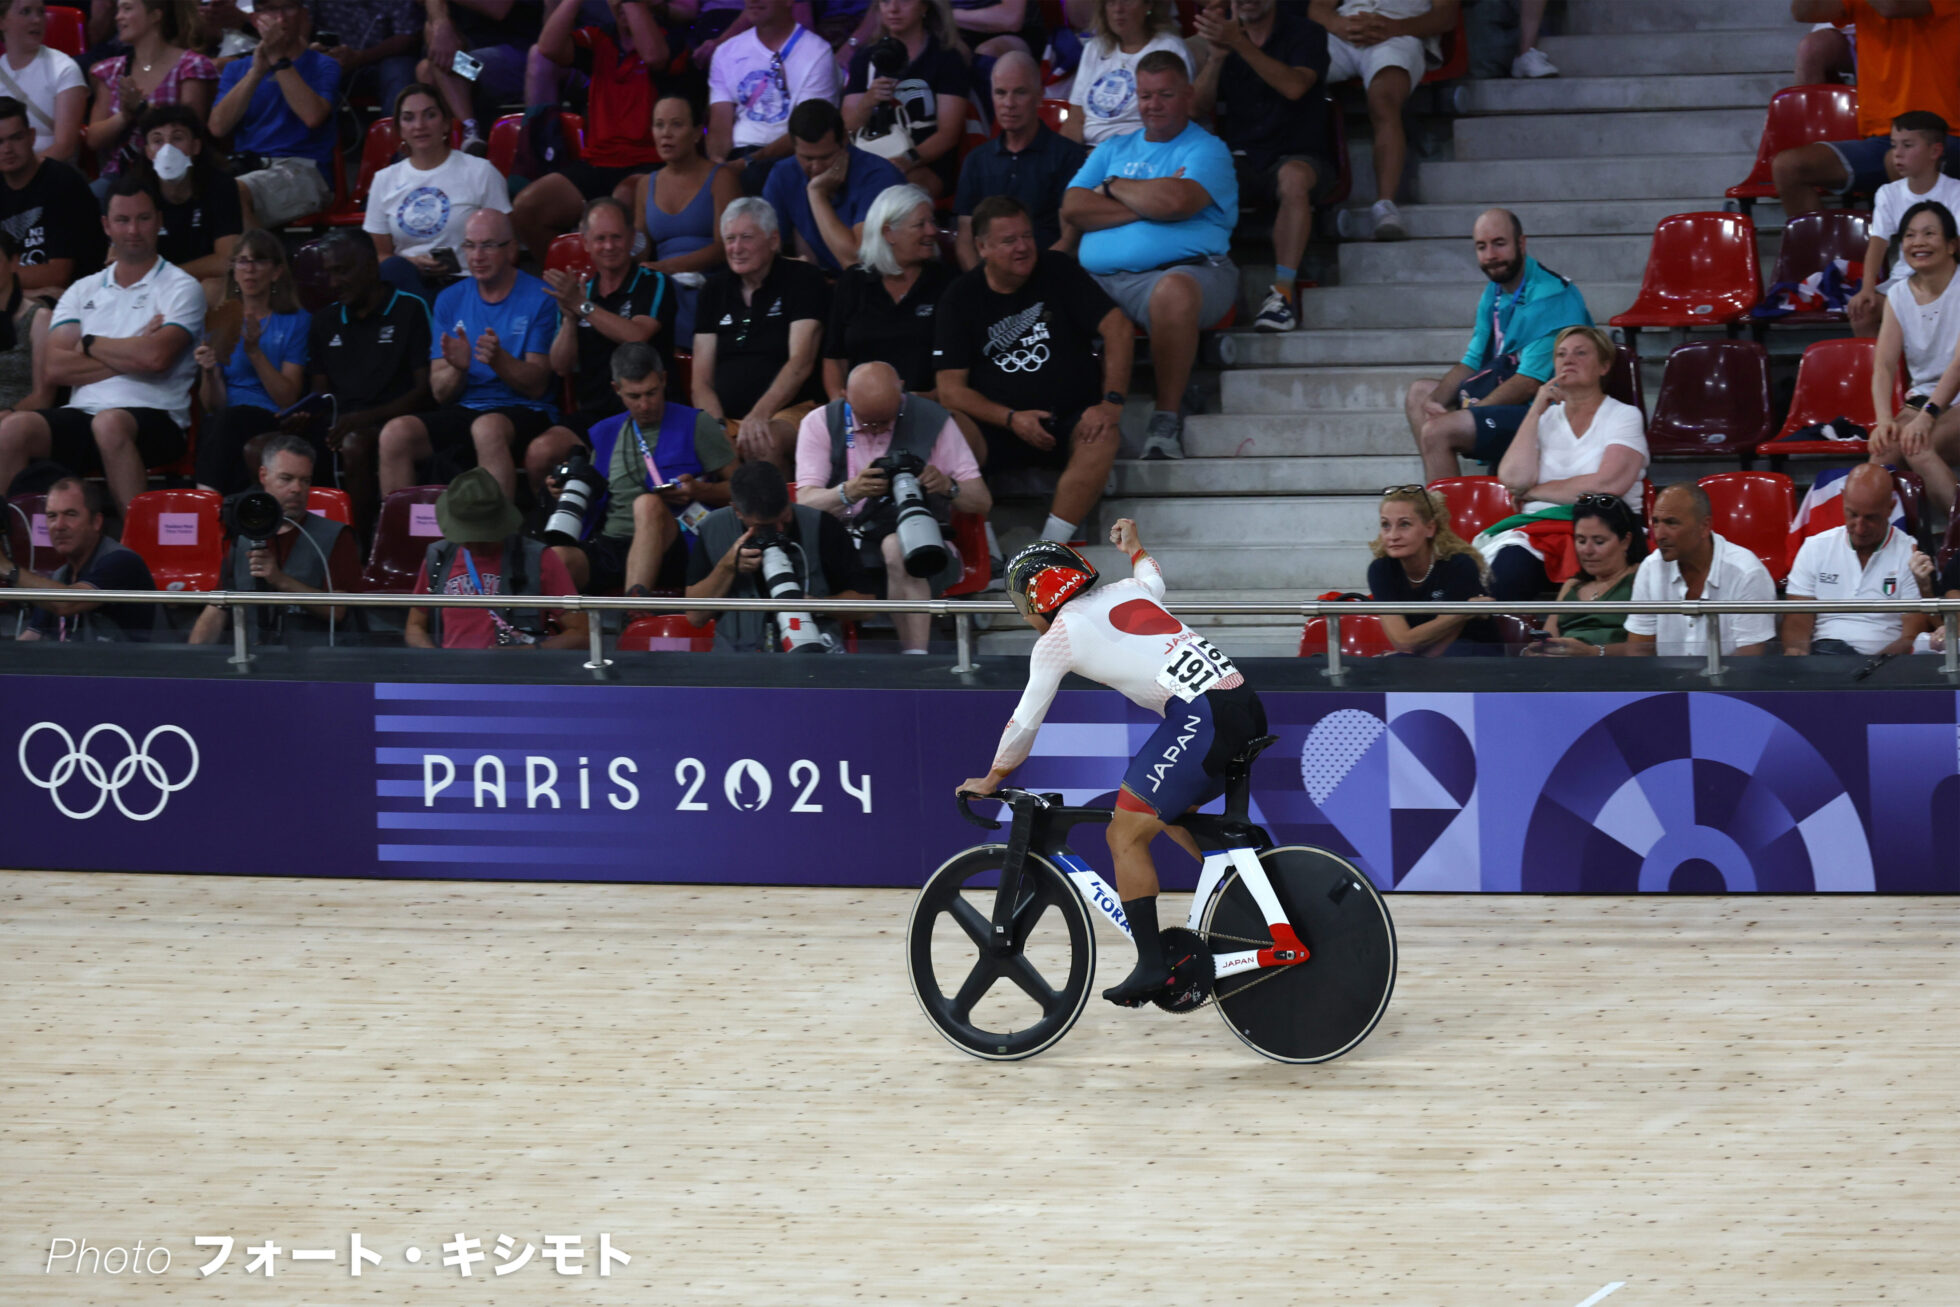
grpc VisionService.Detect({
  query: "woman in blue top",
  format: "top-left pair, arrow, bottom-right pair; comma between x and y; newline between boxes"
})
193,229 -> 311,495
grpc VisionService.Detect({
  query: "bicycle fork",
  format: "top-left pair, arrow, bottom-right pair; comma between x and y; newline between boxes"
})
1189,847 -> 1311,980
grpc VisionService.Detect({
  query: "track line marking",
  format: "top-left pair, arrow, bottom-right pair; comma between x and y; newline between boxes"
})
1574,1283 -> 1625,1307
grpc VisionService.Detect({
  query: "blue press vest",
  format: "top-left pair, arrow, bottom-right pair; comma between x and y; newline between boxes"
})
585,402 -> 706,539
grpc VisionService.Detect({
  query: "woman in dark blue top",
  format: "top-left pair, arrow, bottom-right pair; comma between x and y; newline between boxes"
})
193,229 -> 312,495
1366,484 -> 1500,656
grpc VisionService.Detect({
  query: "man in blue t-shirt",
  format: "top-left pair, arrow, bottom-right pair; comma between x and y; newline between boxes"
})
763,99 -> 906,275
208,0 -> 340,227
378,210 -> 559,502
1060,51 -> 1238,461
1403,208 -> 1594,482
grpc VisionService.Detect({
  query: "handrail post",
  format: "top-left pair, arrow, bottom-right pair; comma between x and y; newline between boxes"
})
951,611 -> 976,674
226,603 -> 252,671
1324,612 -> 1345,682
1702,620 -> 1724,680
583,609 -> 612,676
1946,612 -> 1959,678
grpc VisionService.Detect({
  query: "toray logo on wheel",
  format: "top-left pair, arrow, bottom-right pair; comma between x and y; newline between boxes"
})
17,723 -> 200,821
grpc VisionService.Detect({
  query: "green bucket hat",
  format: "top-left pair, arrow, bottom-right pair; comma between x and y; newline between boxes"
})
435,467 -> 523,543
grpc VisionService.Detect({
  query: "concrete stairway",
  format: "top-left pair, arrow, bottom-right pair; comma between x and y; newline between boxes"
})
980,0 -> 1806,657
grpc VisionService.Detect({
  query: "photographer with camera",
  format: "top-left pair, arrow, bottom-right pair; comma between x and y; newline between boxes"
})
188,435 -> 361,646
405,466 -> 588,651
543,342 -> 736,596
841,0 -> 972,199
685,459 -> 871,653
795,361 -> 989,653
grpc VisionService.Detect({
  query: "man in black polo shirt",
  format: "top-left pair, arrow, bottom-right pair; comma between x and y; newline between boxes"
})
953,52 -> 1086,271
302,232 -> 433,535
935,196 -> 1133,546
0,97 -> 103,295
534,196 -> 675,487
4,477 -> 157,642
691,197 -> 829,473
1195,0 -> 1333,333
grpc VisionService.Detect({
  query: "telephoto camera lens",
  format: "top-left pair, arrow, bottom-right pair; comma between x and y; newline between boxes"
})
876,452 -> 949,578
543,453 -> 607,546
751,528 -> 829,653
226,490 -> 285,550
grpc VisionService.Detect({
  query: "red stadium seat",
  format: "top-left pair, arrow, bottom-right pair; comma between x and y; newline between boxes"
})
44,5 -> 85,57
1761,337 -> 1904,464
1646,340 -> 1774,465
308,487 -> 353,526
1609,213 -> 1762,347
1725,85 -> 1860,212
1422,11 -> 1469,84
1325,105 -> 1352,209
1298,613 -> 1398,658
146,397 -> 200,482
1699,470 -> 1796,582
122,489 -> 224,591
331,119 -> 465,227
544,232 -> 593,279
1602,343 -> 1644,414
1938,514 -> 1960,572
941,512 -> 992,598
5,493 -> 60,576
618,614 -> 716,651
1757,210 -> 1869,327
492,111 -> 586,178
361,485 -> 445,593
1039,98 -> 1076,134
1890,467 -> 1925,537
1426,476 -> 1517,541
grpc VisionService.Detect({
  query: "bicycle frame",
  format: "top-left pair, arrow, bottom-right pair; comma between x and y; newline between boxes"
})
1053,846 -> 1311,981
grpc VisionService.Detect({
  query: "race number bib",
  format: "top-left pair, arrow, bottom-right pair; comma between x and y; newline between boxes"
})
1155,635 -> 1237,702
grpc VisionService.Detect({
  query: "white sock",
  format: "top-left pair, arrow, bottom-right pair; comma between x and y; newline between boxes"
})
1041,515 -> 1076,542
900,647 -> 929,655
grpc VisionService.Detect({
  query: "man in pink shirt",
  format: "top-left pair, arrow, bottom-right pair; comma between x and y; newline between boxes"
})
405,467 -> 588,651
794,361 -> 992,652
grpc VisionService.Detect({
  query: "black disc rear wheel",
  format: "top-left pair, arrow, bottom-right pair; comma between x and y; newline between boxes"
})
906,845 -> 1095,1061
1200,845 -> 1396,1064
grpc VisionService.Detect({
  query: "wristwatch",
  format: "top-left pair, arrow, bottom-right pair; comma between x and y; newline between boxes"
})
578,300 -> 597,321
1103,390 -> 1124,406
1101,177 -> 1116,199
81,334 -> 95,357
269,57 -> 294,74
1924,400 -> 1944,419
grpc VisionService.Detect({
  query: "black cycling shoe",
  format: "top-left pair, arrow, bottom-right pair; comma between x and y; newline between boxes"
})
1102,960 -> 1172,1008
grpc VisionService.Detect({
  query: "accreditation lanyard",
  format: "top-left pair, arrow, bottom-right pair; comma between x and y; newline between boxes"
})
459,548 -> 492,596
630,418 -> 665,491
1492,281 -> 1525,358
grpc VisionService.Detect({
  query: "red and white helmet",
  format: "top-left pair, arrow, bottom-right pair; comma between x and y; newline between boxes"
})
1005,540 -> 1099,620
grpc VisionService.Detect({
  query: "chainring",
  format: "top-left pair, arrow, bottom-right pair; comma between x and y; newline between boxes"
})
1152,927 -> 1215,1013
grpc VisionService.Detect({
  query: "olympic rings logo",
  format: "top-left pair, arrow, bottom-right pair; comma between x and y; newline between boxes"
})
17,723 -> 200,821
994,343 -> 1049,373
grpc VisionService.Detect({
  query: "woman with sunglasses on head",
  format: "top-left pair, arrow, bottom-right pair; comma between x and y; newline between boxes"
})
192,229 -> 312,495
1368,484 -> 1499,657
1870,199 -> 1960,516
1482,323 -> 1647,602
1521,493 -> 1644,657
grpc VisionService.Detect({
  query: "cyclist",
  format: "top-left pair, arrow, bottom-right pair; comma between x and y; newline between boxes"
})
960,519 -> 1268,1006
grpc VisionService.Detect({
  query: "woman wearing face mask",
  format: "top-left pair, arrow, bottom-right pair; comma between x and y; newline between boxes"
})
133,103 -> 241,304
192,229 -> 313,495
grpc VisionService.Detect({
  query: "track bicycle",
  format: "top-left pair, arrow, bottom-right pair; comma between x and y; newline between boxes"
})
906,735 -> 1397,1063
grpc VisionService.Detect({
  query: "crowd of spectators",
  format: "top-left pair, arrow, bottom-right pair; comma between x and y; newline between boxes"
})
1,0 -> 1952,662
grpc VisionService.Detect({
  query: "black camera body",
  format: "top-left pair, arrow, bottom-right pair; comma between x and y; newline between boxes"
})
860,450 -> 949,578
860,36 -> 912,151
224,490 -> 285,553
543,451 -> 608,546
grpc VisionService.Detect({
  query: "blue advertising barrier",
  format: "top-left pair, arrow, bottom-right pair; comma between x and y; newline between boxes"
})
6,677 -> 1958,892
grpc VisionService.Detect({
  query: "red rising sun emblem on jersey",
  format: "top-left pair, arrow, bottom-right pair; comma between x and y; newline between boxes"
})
1108,598 -> 1179,635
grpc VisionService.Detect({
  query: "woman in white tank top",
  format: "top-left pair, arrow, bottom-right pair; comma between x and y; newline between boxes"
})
1872,199 -> 1960,516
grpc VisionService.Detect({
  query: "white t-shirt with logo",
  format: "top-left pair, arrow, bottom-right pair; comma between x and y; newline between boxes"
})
707,24 -> 842,151
1787,523 -> 1920,654
362,150 -> 511,260
0,46 -> 85,157
51,258 -> 205,425
1070,33 -> 1194,146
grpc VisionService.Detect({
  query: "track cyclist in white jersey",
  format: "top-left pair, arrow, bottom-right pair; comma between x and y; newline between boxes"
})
960,519 -> 1270,1007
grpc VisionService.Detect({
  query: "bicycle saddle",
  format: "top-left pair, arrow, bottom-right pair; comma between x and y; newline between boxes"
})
1225,734 -> 1280,778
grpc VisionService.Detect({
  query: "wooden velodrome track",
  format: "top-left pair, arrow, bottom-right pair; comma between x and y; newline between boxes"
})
4,870 -> 1956,1305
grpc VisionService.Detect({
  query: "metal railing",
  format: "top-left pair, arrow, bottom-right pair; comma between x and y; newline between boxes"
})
5,588 -> 1959,682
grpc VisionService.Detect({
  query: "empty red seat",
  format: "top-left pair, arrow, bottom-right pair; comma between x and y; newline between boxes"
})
1726,85 -> 1860,210
1646,340 -> 1774,464
618,614 -> 716,651
4,493 -> 59,577
1039,99 -> 1075,134
1610,212 -> 1762,342
44,5 -> 84,57
544,232 -> 593,279
122,489 -> 224,591
940,512 -> 992,598
1761,337 -> 1904,463
491,111 -> 585,178
1426,475 -> 1517,541
1602,343 -> 1644,415
1699,470 -> 1796,582
308,487 -> 353,526
361,486 -> 445,593
1298,613 -> 1398,658
1758,209 -> 1869,327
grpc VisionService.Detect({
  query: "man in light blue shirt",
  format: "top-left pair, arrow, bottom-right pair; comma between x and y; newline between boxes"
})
1404,207 -> 1593,481
1061,51 -> 1239,460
